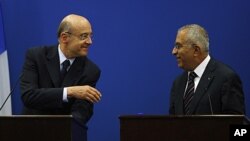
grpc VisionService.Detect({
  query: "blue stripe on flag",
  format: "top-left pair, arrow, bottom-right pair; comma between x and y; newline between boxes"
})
0,3 -> 6,54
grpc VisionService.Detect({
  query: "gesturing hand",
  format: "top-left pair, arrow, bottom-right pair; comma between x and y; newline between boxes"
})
67,85 -> 102,103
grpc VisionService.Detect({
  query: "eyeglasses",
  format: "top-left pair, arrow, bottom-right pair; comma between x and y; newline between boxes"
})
174,43 -> 187,50
65,32 -> 92,40
174,43 -> 195,49
174,44 -> 183,49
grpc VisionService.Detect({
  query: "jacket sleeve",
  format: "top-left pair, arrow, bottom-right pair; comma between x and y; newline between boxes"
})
221,72 -> 245,114
20,47 -> 64,111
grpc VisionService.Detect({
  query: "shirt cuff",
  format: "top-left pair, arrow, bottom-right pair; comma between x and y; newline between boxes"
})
63,88 -> 68,102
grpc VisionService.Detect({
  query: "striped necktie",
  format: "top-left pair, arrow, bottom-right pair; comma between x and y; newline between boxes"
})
183,72 -> 197,115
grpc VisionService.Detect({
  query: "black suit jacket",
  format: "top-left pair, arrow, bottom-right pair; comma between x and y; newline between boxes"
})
169,58 -> 245,115
20,45 -> 101,125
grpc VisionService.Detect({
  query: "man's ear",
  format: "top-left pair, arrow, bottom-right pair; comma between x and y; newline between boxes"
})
193,45 -> 201,56
60,32 -> 69,44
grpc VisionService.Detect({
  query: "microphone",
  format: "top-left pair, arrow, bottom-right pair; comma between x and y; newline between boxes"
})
0,73 -> 22,111
207,92 -> 214,115
205,76 -> 214,115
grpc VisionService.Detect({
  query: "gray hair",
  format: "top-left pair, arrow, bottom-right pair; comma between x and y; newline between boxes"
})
178,24 -> 209,52
57,21 -> 72,38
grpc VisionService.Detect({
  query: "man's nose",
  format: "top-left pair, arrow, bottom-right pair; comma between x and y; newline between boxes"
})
172,47 -> 177,55
86,37 -> 92,44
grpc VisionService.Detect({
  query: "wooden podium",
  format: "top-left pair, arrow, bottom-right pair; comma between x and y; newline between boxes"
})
0,115 -> 87,141
119,115 -> 249,141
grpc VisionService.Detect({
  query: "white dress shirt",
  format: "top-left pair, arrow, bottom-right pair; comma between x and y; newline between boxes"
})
191,55 -> 211,92
58,45 -> 75,102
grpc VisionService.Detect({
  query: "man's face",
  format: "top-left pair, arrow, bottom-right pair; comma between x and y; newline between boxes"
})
172,30 -> 195,71
66,21 -> 93,58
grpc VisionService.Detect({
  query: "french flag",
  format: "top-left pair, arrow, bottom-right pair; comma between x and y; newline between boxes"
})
0,3 -> 12,115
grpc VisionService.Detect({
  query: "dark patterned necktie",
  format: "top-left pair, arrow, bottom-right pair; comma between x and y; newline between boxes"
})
60,60 -> 70,81
183,72 -> 197,115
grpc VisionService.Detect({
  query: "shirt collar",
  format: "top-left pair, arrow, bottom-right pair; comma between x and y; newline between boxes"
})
193,55 -> 211,78
58,45 -> 75,65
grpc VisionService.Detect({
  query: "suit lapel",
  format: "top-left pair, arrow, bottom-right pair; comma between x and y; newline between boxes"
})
46,46 -> 61,87
176,72 -> 188,114
189,59 -> 216,114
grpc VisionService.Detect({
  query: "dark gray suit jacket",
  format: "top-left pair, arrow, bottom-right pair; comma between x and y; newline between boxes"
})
169,58 -> 245,115
20,45 -> 101,125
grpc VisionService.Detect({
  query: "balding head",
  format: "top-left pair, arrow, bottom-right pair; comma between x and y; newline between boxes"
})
57,14 -> 93,58
57,14 -> 90,38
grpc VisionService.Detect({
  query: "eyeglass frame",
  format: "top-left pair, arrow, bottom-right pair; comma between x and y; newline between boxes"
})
64,32 -> 92,40
174,42 -> 196,50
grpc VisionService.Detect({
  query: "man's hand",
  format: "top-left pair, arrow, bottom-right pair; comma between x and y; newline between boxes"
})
67,85 -> 102,103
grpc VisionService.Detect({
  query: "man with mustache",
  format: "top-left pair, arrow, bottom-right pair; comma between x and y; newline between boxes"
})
169,24 -> 245,115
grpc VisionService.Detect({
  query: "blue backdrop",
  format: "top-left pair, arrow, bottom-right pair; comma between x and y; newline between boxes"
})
1,0 -> 249,141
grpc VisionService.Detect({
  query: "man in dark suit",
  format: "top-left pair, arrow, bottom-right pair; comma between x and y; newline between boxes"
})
169,24 -> 245,115
20,14 -> 101,131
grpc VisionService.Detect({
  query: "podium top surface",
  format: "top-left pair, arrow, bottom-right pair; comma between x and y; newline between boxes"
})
119,115 -> 250,141
0,115 -> 73,119
119,114 -> 248,120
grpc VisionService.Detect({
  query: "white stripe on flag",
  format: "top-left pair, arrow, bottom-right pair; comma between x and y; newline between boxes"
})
0,50 -> 12,115
0,2 -> 12,115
